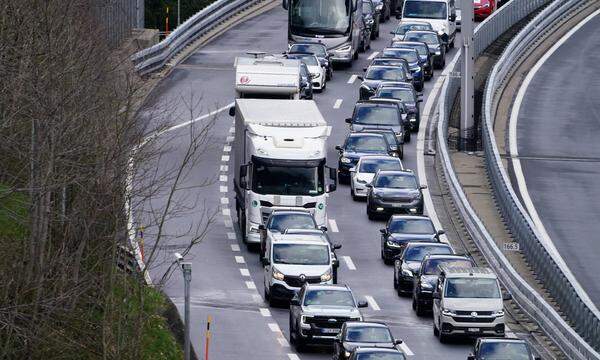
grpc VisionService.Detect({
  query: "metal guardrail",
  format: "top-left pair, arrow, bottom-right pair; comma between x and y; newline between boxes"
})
130,0 -> 266,75
436,0 -> 600,358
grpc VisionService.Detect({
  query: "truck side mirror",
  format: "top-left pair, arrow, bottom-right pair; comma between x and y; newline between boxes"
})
326,184 -> 337,193
229,106 -> 236,117
240,178 -> 247,190
345,118 -> 352,124
449,14 -> 456,22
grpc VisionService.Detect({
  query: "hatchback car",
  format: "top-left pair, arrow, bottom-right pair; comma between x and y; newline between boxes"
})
366,170 -> 425,219
358,65 -> 410,100
390,20 -> 434,42
380,215 -> 444,263
391,41 -> 433,80
350,156 -> 404,200
333,322 -> 402,360
288,43 -> 333,80
393,242 -> 454,296
374,85 -> 423,131
404,30 -> 446,69
336,133 -> 393,183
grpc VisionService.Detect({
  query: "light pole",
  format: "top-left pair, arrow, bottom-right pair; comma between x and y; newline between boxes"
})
175,253 -> 191,360
460,0 -> 475,150
177,0 -> 181,27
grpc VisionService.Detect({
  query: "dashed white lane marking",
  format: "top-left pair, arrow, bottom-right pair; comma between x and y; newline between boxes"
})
252,294 -> 263,303
277,337 -> 290,347
328,218 -> 340,232
333,99 -> 343,109
226,135 -> 234,142
222,208 -> 231,216
227,232 -> 236,240
343,256 -> 356,270
399,341 -> 414,356
223,145 -> 231,153
367,51 -> 380,60
364,295 -> 381,311
347,74 -> 358,84
229,126 -> 235,133
245,281 -> 256,290
231,244 -> 240,252
221,197 -> 229,205
220,165 -> 229,172
240,268 -> 250,277
220,174 -> 228,182
235,256 -> 245,264
220,185 -> 228,193
221,155 -> 230,162
224,218 -> 233,228
288,354 -> 300,360
268,322 -> 281,333
259,308 -> 271,317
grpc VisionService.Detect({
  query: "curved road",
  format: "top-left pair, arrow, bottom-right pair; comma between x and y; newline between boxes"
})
138,6 -> 474,360
515,12 -> 600,308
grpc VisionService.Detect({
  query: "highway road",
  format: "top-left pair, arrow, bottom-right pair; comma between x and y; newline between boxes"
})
137,5 -> 474,359
512,11 -> 600,309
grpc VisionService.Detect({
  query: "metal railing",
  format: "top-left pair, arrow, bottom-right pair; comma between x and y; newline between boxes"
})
436,0 -> 600,357
130,0 -> 268,75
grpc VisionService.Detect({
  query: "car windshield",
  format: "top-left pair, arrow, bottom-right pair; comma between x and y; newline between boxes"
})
289,54 -> 319,66
354,106 -> 400,126
393,23 -> 432,35
359,158 -> 401,173
345,327 -> 393,342
376,88 -> 414,102
290,0 -> 351,36
404,245 -> 452,262
374,174 -> 417,189
356,352 -> 406,360
478,342 -> 530,360
395,43 -> 428,56
273,244 -> 329,265
372,59 -> 407,68
289,44 -> 327,56
405,33 -> 438,46
423,259 -> 473,275
366,68 -> 406,81
445,278 -> 501,299
303,289 -> 355,306
345,136 -> 389,152
389,218 -> 434,234
252,162 -> 324,196
382,49 -> 418,63
403,0 -> 447,20
268,214 -> 316,232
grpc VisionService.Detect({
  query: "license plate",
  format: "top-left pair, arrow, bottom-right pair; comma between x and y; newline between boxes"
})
467,328 -> 479,333
392,203 -> 404,208
322,328 -> 339,334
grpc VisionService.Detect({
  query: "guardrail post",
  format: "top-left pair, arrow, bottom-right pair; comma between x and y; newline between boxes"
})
460,0 -> 475,150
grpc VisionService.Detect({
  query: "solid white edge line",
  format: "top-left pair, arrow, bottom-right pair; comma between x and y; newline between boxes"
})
328,218 -> 340,232
364,295 -> 381,311
398,341 -> 414,356
268,322 -> 281,333
259,308 -> 271,317
367,51 -> 380,60
287,354 -> 300,360
277,337 -> 290,347
334,99 -> 343,109
417,51 -> 461,244
347,74 -> 358,84
509,9 -> 600,270
342,256 -> 356,270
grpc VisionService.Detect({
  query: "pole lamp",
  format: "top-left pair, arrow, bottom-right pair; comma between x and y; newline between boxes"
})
174,253 -> 191,360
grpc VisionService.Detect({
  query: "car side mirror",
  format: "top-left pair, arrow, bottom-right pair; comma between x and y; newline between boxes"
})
358,300 -> 369,308
503,293 -> 513,301
436,230 -> 446,236
420,185 -> 428,190
326,184 -> 337,193
320,226 -> 328,232
228,106 -> 236,117
290,296 -> 300,306
379,228 -> 387,235
357,75 -> 364,81
432,292 -> 441,299
467,355 -> 476,360
333,244 -> 342,250
258,224 -> 266,231
345,118 -> 352,124
335,145 -> 343,151
394,339 -> 403,345
390,31 -> 395,35
363,67 -> 368,72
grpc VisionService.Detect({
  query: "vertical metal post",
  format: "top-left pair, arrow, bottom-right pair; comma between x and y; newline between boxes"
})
460,0 -> 475,150
177,0 -> 181,27
137,0 -> 145,28
182,262 -> 192,360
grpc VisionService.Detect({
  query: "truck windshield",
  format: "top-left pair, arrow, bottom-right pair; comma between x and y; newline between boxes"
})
253,162 -> 324,196
445,278 -> 501,298
403,1 -> 448,20
273,244 -> 329,265
290,0 -> 351,36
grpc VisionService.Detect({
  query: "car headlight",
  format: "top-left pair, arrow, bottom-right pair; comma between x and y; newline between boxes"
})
411,67 -> 422,73
412,194 -> 422,201
401,268 -> 413,277
442,308 -> 457,316
334,44 -> 352,53
341,157 -> 351,164
300,315 -> 313,324
313,73 -> 321,78
390,152 -> 398,157
357,178 -> 367,184
320,268 -> 332,282
421,282 -> 434,290
345,351 -> 351,358
482,3 -> 490,8
386,240 -> 401,248
376,4 -> 383,10
435,50 -> 441,55
492,310 -> 505,317
272,268 -> 285,281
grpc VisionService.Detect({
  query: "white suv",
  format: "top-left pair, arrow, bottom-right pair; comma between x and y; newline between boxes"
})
432,266 -> 511,342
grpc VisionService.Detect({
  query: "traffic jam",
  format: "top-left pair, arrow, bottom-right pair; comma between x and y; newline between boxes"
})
229,0 -> 531,359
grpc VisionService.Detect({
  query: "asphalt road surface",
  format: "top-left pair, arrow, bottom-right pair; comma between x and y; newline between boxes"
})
137,6 -> 472,359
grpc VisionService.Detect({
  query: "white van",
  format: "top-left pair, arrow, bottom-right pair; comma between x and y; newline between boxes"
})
401,0 -> 457,48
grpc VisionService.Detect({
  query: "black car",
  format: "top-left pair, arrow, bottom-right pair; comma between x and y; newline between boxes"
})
374,85 -> 423,131
336,133 -> 393,183
333,322 -> 402,360
404,30 -> 446,69
390,20 -> 434,42
391,41 -> 433,80
346,100 -> 407,143
299,62 -> 313,99
366,170 -> 425,219
380,215 -> 444,263
362,0 -> 379,41
393,242 -> 453,296
365,57 -> 413,84
468,338 -> 540,360
349,347 -> 407,360
372,0 -> 391,22
366,98 -> 411,142
380,48 -> 424,91
288,42 -> 333,80
359,127 -> 404,159
413,254 -> 475,315
358,65 -> 410,100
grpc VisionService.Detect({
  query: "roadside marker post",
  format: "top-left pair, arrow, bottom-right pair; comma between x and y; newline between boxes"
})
205,315 -> 212,360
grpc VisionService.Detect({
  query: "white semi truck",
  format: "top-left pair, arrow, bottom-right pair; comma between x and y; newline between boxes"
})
230,99 -> 337,245
234,55 -> 302,99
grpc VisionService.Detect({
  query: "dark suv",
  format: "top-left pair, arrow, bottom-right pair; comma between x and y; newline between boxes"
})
336,132 -> 393,183
346,100 -> 407,143
333,322 -> 402,360
393,242 -> 453,296
375,84 -> 422,131
468,338 -> 539,360
366,170 -> 425,219
380,215 -> 444,263
289,284 -> 368,351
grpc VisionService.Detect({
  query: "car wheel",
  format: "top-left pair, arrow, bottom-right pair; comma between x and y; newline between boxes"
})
354,50 -> 359,60
289,315 -> 296,344
449,39 -> 455,49
295,330 -> 306,352
322,81 -> 327,91
439,330 -> 449,344
264,286 -> 270,301
404,131 -> 411,143
415,299 -> 425,316
238,207 -> 247,244
351,189 -> 359,201
333,268 -> 338,284
367,210 -> 375,220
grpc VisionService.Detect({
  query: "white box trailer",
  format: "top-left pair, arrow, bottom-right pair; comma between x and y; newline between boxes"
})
234,56 -> 301,99
230,99 -> 337,244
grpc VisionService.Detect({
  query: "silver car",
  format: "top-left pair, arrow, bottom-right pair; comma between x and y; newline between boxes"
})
350,155 -> 404,200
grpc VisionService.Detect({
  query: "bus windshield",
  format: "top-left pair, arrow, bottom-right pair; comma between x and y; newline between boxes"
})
403,1 -> 447,20
290,0 -> 351,36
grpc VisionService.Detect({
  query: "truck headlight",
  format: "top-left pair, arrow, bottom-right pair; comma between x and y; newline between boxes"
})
320,268 -> 332,282
386,240 -> 401,248
272,268 -> 285,281
492,310 -> 505,317
341,157 -> 351,164
442,308 -> 456,316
